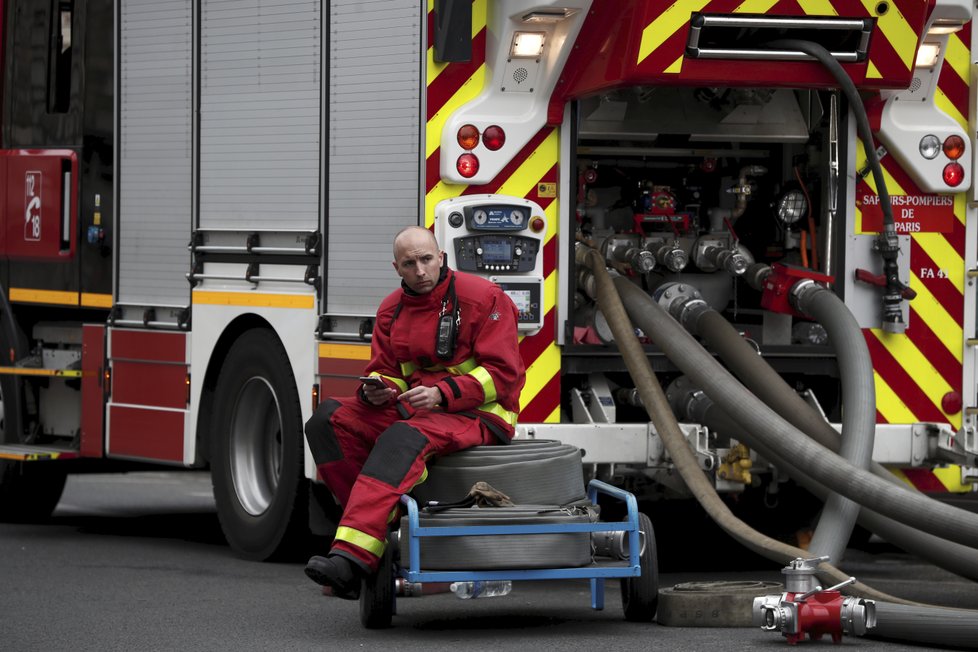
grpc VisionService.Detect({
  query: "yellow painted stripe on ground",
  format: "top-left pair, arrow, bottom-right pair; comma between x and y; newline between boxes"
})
318,342 -> 371,361
861,0 -> 916,70
905,273 -> 963,363
871,328 -> 955,423
425,64 -> 486,159
873,369 -> 917,424
9,288 -> 78,306
426,0 -> 487,85
798,0 -> 838,15
934,87 -> 967,131
944,32 -> 969,86
192,291 -> 315,309
81,292 -> 113,308
521,343 -> 560,411
933,465 -> 971,492
637,0 -> 711,64
733,0 -> 778,13
913,232 -> 963,292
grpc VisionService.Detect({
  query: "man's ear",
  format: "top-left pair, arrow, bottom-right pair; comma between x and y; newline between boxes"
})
391,260 -> 400,274
439,251 -> 446,267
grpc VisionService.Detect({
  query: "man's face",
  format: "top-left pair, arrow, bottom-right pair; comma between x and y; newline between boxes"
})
392,231 -> 444,294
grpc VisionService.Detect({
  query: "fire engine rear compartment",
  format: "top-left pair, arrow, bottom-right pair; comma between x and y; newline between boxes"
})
563,86 -> 850,425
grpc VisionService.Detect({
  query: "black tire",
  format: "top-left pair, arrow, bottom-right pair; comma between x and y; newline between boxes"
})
360,544 -> 395,629
210,329 -> 308,561
0,460 -> 67,522
620,512 -> 659,622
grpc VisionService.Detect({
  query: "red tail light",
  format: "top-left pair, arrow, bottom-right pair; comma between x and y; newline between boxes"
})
943,162 -> 965,186
457,153 -> 479,178
482,125 -> 505,151
457,124 -> 479,150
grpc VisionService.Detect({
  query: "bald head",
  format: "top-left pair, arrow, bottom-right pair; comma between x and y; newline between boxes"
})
392,226 -> 443,294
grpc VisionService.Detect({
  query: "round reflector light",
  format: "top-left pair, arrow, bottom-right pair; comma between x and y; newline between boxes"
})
457,124 -> 480,150
943,134 -> 966,160
482,125 -> 506,151
457,153 -> 479,179
919,134 -> 941,160
943,162 -> 965,187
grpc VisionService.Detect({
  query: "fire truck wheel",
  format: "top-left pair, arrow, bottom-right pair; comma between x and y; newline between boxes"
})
620,512 -> 659,622
210,329 -> 308,561
0,460 -> 67,522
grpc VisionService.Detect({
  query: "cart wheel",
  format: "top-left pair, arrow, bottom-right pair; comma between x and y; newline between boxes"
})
620,512 -> 659,622
360,544 -> 395,628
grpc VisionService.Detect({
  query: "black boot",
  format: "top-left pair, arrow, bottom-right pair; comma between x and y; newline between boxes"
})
305,554 -> 362,600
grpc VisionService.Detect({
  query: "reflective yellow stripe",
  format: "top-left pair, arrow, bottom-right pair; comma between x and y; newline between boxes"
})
10,288 -> 78,306
334,526 -> 386,558
319,342 -> 371,361
193,290 -> 315,309
446,357 -> 478,375
400,361 -> 417,376
476,402 -> 518,427
380,374 -> 409,393
468,365 -> 496,403
81,292 -> 113,308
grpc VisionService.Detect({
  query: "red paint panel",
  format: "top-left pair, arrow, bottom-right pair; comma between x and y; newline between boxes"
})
111,329 -> 186,363
320,377 -> 361,400
909,243 -> 963,326
318,356 -> 368,376
427,29 -> 487,121
81,324 -> 106,458
108,405 -> 184,462
0,150 -> 78,260
112,360 -> 188,409
519,308 -> 556,367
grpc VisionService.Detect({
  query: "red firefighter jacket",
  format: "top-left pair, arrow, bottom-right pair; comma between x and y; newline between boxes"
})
364,267 -> 525,441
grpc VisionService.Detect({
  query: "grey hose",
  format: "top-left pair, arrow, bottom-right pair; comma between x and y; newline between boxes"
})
869,602 -> 978,648
580,249 -> 910,604
688,284 -> 875,564
610,273 -> 978,549
672,387 -> 978,581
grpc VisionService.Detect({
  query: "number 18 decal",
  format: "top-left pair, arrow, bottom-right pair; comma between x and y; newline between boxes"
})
25,171 -> 41,241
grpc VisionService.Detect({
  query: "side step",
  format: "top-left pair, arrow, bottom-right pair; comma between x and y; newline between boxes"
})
0,444 -> 79,462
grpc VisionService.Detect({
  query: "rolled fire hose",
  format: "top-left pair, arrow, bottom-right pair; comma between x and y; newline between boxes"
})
404,441 -> 595,569
607,267 -> 978,550
669,385 -> 978,581
580,248 -> 909,604
683,284 -> 875,564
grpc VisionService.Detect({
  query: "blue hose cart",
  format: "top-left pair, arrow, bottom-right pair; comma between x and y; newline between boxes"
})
358,479 -> 659,628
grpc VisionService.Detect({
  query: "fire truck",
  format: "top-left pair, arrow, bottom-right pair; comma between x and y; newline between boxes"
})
0,0 -> 975,562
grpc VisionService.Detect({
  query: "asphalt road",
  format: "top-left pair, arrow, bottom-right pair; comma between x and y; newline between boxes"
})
1,471 -> 976,651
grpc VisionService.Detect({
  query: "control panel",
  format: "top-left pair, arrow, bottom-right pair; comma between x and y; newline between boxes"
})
435,194 -> 547,334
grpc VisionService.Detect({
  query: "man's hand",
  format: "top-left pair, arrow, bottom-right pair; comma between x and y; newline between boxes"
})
362,382 -> 395,406
399,385 -> 443,411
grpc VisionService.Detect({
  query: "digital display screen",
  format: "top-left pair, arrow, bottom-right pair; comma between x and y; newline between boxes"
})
505,289 -> 531,314
481,239 -> 512,262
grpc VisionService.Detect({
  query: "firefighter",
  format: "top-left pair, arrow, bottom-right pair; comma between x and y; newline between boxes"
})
304,226 -> 526,598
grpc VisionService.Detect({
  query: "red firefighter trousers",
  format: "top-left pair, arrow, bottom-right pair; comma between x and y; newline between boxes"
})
305,395 -> 496,571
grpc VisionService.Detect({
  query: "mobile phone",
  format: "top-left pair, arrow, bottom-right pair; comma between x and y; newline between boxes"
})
359,376 -> 386,388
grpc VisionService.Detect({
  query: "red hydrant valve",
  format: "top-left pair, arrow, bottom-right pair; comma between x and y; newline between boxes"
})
760,263 -> 834,318
753,557 -> 876,645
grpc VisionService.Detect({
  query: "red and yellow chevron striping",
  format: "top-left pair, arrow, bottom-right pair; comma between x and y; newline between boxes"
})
424,1 -> 560,423
854,26 -> 971,433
